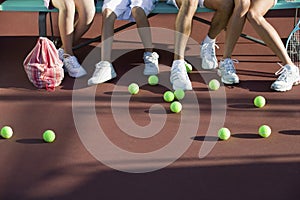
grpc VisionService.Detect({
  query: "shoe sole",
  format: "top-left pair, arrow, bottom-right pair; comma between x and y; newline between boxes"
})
68,71 -> 87,78
221,78 -> 239,85
271,85 -> 292,92
143,71 -> 159,76
201,67 -> 218,70
271,79 -> 300,92
88,72 -> 117,86
172,84 -> 193,91
217,70 -> 239,85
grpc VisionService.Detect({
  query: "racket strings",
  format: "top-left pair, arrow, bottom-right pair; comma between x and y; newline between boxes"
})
287,28 -> 300,68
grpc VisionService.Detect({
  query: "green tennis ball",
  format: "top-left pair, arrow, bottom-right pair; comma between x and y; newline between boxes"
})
163,91 -> 175,102
258,125 -> 271,138
254,96 -> 266,108
43,130 -> 56,143
174,89 -> 185,100
148,75 -> 159,85
170,101 -> 182,113
218,127 -> 231,140
128,83 -> 139,95
0,126 -> 13,139
209,79 -> 220,91
185,62 -> 192,73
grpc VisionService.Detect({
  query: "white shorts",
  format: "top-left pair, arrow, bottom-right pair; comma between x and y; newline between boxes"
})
166,0 -> 205,9
103,0 -> 158,21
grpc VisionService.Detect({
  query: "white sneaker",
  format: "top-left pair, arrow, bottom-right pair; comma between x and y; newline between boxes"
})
88,61 -> 117,86
170,60 -> 192,91
271,64 -> 300,92
58,48 -> 64,61
200,41 -> 219,70
143,52 -> 159,75
63,55 -> 87,78
218,58 -> 239,84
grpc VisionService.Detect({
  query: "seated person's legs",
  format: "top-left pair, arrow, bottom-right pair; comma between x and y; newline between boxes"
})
247,0 -> 300,91
200,0 -> 233,70
52,0 -> 87,78
89,0 -> 160,85
73,0 -> 96,44
131,2 -> 159,75
88,7 -> 117,86
170,0 -> 198,91
218,0 -> 250,85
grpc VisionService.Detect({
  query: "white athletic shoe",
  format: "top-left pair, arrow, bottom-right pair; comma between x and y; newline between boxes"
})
88,61 -> 117,86
200,41 -> 219,70
271,64 -> 300,92
143,52 -> 159,75
170,60 -> 192,91
63,55 -> 87,78
58,48 -> 64,61
218,58 -> 239,84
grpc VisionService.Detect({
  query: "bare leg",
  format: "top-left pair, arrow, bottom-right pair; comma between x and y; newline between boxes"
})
73,0 -> 95,45
131,6 -> 153,52
52,0 -> 76,56
174,0 -> 198,60
204,0 -> 233,39
247,0 -> 293,65
101,8 -> 117,62
223,0 -> 250,59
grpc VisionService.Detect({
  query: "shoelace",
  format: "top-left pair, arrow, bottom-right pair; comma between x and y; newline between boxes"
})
144,52 -> 159,64
223,59 -> 238,74
203,42 -> 219,57
64,54 -> 80,69
274,63 -> 289,82
93,61 -> 109,76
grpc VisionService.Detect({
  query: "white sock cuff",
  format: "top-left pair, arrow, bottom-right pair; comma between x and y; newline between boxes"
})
203,35 -> 216,43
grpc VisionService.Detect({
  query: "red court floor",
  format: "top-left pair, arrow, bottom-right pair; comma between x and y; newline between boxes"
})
0,10 -> 300,200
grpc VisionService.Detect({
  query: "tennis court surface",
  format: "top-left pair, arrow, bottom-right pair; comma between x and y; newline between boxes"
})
0,10 -> 300,200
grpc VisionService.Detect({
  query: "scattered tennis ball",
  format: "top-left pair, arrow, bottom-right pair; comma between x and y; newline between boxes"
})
174,89 -> 185,100
43,130 -> 56,143
209,79 -> 220,91
254,95 -> 266,108
0,126 -> 13,139
218,127 -> 231,140
163,91 -> 175,102
148,75 -> 159,85
185,62 -> 192,73
258,125 -> 271,138
128,83 -> 139,95
170,101 -> 182,113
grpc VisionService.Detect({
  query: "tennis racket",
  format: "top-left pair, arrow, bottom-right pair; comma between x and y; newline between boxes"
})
286,18 -> 300,68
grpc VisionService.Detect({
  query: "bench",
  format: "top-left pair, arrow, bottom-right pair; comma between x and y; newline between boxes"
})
1,0 -> 300,47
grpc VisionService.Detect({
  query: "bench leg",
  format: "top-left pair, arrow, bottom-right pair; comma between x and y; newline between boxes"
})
39,12 -> 48,37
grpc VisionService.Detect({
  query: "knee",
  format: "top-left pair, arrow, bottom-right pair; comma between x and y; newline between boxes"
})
187,0 -> 199,7
247,9 -> 263,25
57,0 -> 75,16
214,0 -> 234,17
234,0 -> 251,17
179,0 -> 198,18
222,1 -> 234,14
183,0 -> 198,10
131,6 -> 145,19
102,8 -> 116,24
